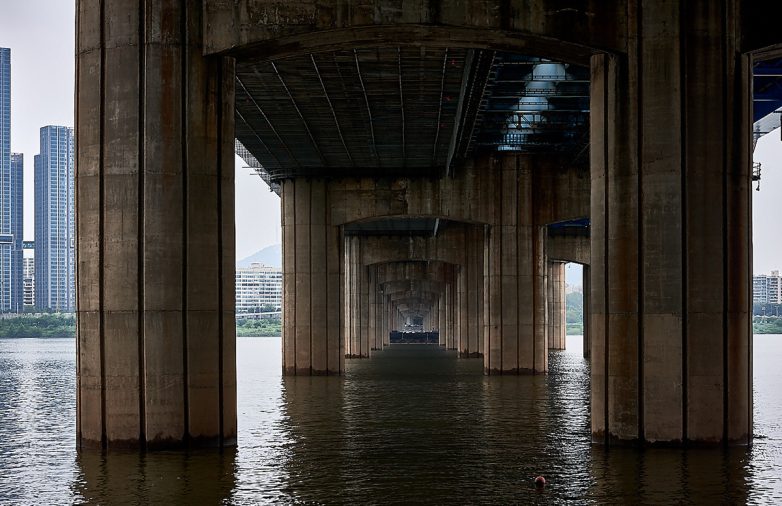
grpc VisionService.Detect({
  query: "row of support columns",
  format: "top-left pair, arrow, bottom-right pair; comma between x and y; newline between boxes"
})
76,0 -> 752,448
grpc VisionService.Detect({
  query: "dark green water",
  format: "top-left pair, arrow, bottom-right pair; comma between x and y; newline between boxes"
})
0,336 -> 780,504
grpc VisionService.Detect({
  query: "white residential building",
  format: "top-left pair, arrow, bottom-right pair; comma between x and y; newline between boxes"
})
235,262 -> 282,313
754,270 -> 782,305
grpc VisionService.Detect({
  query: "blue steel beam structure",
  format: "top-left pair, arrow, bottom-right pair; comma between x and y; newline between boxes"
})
753,57 -> 782,145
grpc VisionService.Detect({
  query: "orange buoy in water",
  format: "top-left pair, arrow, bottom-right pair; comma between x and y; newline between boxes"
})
534,476 -> 546,488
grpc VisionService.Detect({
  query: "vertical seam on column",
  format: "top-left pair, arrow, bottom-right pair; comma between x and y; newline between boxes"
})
745,54 -> 753,446
137,0 -> 147,449
339,227 -> 343,373
679,0 -> 689,444
602,53 -> 610,444
325,189 -> 329,374
180,0 -> 190,444
720,0 -> 730,444
292,180 -> 297,374
309,181 -> 313,374
498,160 -> 503,373
75,0 -> 82,447
519,159 -> 524,373
98,0 -> 107,451
216,58 -> 226,447
637,1 -> 646,443
529,162 -> 535,373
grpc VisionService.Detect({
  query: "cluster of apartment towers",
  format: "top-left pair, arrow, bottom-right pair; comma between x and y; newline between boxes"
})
1,48 -> 74,313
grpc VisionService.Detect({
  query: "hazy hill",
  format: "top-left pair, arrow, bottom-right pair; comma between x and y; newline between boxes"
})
237,244 -> 281,268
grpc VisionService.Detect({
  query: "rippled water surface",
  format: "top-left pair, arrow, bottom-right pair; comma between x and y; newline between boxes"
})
1,335 -> 781,504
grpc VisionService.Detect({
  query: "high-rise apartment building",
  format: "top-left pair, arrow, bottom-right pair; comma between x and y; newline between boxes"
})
23,256 -> 34,307
235,262 -> 283,313
35,126 -> 75,312
0,48 -> 24,312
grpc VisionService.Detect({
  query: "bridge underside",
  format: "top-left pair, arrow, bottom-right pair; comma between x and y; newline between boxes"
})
74,0 -> 782,449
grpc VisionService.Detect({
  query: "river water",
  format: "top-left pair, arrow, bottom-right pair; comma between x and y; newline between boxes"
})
0,335 -> 780,504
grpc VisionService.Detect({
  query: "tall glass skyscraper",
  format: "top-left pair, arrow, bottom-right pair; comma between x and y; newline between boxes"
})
35,126 -> 75,312
0,48 -> 25,312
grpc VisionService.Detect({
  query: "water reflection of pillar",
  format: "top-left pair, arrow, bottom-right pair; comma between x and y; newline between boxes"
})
588,446 -> 749,503
280,376 -> 346,503
75,447 -> 237,503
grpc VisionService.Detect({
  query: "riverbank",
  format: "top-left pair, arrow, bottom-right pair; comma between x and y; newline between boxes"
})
236,318 -> 282,337
0,314 -> 75,338
0,315 -> 283,338
754,317 -> 782,334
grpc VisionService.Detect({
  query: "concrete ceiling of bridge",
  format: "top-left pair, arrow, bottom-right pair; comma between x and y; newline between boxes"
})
235,48 -> 590,184
344,217 -> 454,237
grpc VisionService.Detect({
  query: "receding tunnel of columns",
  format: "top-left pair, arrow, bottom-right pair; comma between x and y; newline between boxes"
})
75,0 -> 758,449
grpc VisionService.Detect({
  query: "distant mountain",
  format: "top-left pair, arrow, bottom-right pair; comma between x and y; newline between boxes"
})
237,244 -> 281,268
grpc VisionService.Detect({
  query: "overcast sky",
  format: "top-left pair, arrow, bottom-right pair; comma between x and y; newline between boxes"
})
2,1 -> 781,274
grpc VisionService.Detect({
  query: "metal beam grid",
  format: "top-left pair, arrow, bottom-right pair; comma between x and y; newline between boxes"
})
467,53 -> 590,156
235,47 -> 468,182
754,57 -> 782,122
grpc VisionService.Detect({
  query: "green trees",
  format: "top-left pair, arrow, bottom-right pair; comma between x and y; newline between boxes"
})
566,291 -> 583,334
0,314 -> 76,338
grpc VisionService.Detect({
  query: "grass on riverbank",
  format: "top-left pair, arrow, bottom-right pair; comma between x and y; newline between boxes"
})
754,317 -> 782,334
236,318 -> 282,337
0,314 -> 76,338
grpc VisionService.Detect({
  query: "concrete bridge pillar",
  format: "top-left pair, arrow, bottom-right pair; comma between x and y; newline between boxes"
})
281,179 -> 343,374
547,262 -> 567,350
430,295 -> 440,338
76,0 -> 236,448
484,158 -> 547,374
458,226 -> 484,358
444,265 -> 458,350
590,0 -> 751,444
438,294 -> 446,347
344,236 -> 369,358
582,266 -> 591,360
368,267 -> 384,351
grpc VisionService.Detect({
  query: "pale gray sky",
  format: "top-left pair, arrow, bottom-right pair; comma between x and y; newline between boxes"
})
2,1 -> 781,271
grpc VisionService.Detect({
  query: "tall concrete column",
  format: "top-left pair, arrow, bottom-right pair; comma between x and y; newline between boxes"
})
382,294 -> 390,347
281,179 -> 343,375
368,266 -> 383,351
76,0 -> 235,449
590,0 -> 750,444
344,236 -> 369,358
547,262 -> 566,350
444,265 -> 457,350
459,226 -> 484,358
438,294 -> 446,346
484,157 -> 547,374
